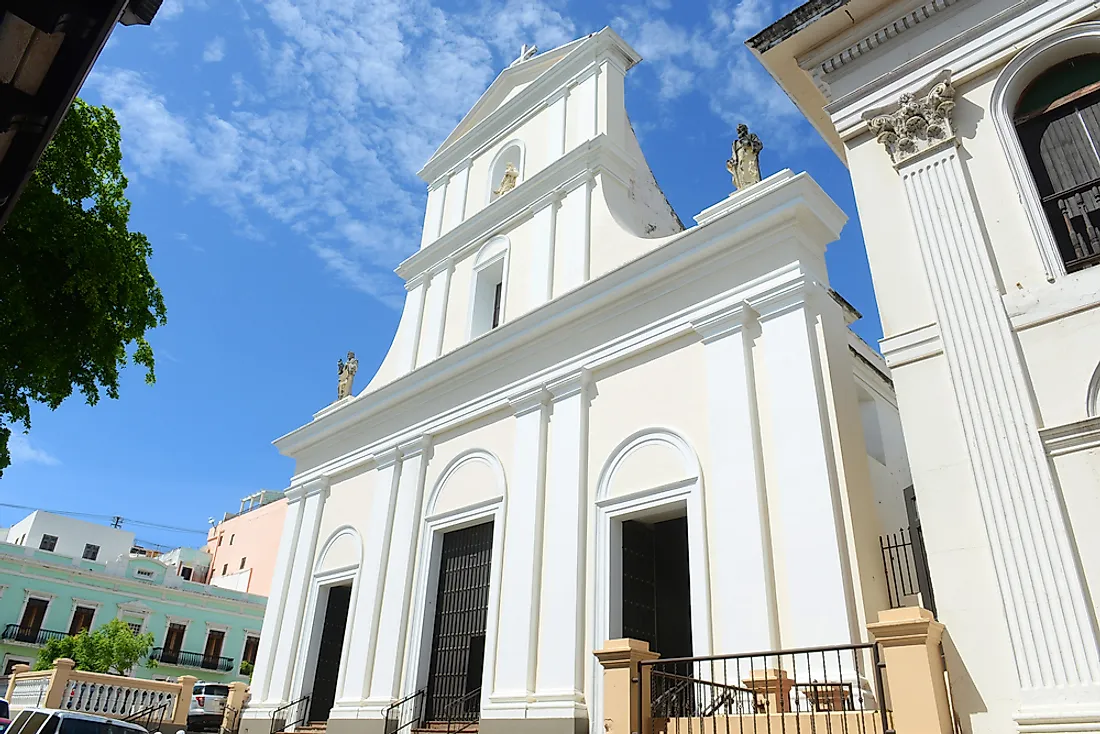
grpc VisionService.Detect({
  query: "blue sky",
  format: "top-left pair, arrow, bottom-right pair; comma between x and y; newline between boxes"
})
1,0 -> 881,549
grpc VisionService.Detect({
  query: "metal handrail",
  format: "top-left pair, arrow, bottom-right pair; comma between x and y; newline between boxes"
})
123,699 -> 172,732
223,705 -> 241,734
382,689 -> 425,734
433,687 -> 481,733
270,694 -> 310,734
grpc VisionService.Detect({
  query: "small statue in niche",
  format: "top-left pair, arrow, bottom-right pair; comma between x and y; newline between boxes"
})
727,124 -> 763,190
336,351 -> 358,400
493,162 -> 519,197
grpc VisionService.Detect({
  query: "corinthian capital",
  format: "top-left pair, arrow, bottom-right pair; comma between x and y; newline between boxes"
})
863,70 -> 956,165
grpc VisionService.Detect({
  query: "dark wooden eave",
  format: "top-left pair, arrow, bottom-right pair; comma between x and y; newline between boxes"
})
746,0 -> 851,54
0,0 -> 162,230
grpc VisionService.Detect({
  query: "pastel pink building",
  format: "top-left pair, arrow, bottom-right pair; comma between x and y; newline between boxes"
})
205,490 -> 287,598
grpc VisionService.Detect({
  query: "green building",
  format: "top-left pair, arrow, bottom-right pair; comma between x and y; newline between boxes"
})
0,511 -> 265,683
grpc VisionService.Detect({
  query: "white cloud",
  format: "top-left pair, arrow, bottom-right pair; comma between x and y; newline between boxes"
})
9,435 -> 60,467
203,36 -> 226,62
90,0 -> 814,306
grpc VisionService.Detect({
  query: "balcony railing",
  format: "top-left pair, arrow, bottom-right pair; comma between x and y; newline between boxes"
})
148,647 -> 234,672
2,624 -> 71,646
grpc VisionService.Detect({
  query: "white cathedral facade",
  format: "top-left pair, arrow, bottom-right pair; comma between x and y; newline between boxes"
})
241,28 -> 913,734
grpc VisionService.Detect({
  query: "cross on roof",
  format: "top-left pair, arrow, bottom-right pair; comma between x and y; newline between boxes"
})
513,44 -> 538,66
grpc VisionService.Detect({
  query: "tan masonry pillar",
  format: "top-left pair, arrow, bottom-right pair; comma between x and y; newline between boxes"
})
43,658 -> 75,709
594,639 -> 659,734
175,676 -> 198,726
221,681 -> 249,732
742,669 -> 793,713
5,664 -> 29,701
868,607 -> 952,734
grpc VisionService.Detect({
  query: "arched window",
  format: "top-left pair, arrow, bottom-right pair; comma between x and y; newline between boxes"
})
469,237 -> 508,339
1014,54 -> 1100,273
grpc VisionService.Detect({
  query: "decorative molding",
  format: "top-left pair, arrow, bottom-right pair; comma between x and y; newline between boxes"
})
880,322 -> 944,367
546,368 -> 592,401
425,449 -> 507,519
1040,417 -> 1100,457
1089,361 -> 1100,418
507,385 -> 551,416
894,133 -> 1100,694
373,446 -> 402,471
864,70 -> 956,164
691,301 -> 758,342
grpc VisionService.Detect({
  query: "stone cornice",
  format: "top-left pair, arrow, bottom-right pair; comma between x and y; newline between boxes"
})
273,172 -> 846,462
1039,416 -> 1100,457
507,385 -> 551,416
285,476 -> 330,503
399,134 -> 636,282
690,301 -> 758,343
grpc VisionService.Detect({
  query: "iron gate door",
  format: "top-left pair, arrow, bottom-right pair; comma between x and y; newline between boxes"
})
424,521 -> 494,722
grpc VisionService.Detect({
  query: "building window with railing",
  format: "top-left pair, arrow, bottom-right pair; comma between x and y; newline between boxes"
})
38,535 -> 57,552
1015,54 -> 1100,273
82,544 -> 99,561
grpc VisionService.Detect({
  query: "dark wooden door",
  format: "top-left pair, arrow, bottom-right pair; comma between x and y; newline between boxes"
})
203,630 -> 225,669
19,598 -> 48,641
309,585 -> 352,723
69,607 -> 95,636
163,623 -> 186,663
425,522 -> 494,722
621,518 -> 692,657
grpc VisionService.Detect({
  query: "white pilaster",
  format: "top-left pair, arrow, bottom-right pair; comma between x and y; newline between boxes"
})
421,180 -> 447,248
758,288 -> 855,649
693,303 -> 778,653
266,478 -> 330,704
338,448 -> 403,708
533,370 -> 591,719
891,134 -> 1100,720
441,161 -> 471,235
554,177 -> 592,295
418,264 -> 453,366
548,88 -> 567,159
367,438 -> 432,704
489,387 -> 550,712
402,277 -> 427,374
249,495 -> 305,706
530,196 -> 559,309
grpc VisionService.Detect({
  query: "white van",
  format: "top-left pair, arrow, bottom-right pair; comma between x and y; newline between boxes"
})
6,710 -> 151,734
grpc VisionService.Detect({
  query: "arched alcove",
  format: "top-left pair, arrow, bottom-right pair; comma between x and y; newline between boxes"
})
314,527 -> 362,575
487,141 -> 524,204
468,237 -> 509,339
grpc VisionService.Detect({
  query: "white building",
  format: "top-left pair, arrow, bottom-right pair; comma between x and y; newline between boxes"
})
6,511 -> 135,565
243,28 -> 914,734
749,2 -> 1100,733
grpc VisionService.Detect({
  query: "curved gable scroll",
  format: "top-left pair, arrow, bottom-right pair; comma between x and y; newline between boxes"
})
597,428 -> 702,501
314,526 -> 362,576
1088,361 -> 1100,418
427,449 -> 507,518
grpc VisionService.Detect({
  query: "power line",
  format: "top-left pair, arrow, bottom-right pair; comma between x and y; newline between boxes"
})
0,503 -> 206,536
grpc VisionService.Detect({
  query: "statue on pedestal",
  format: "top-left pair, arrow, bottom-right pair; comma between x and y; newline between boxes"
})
727,124 -> 763,190
493,162 -> 519,197
337,351 -> 358,400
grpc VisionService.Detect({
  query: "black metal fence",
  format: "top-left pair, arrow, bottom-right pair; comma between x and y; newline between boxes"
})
149,647 -> 235,672
879,527 -> 936,616
640,643 -> 893,734
2,624 -> 71,646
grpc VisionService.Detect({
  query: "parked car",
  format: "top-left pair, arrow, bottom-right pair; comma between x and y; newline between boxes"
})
187,683 -> 229,733
5,709 -> 149,734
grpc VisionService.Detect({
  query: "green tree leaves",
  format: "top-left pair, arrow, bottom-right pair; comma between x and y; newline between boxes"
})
0,98 -> 166,474
34,618 -> 155,675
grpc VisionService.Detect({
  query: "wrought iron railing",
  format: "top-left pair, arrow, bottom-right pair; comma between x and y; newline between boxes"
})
223,705 -> 242,734
429,687 -> 480,733
879,526 -> 936,616
382,689 -> 425,734
270,695 -> 310,734
123,699 -> 172,732
148,647 -> 235,672
2,624 -> 71,646
640,643 -> 893,734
